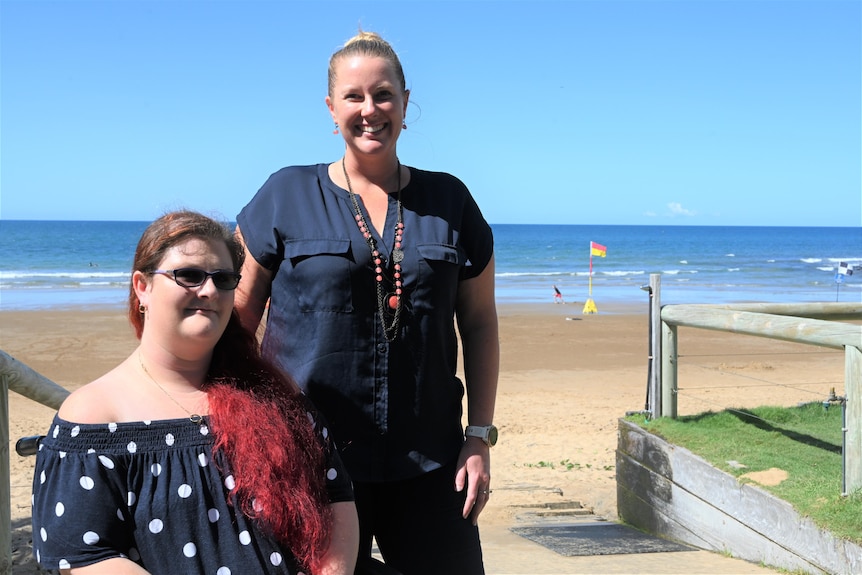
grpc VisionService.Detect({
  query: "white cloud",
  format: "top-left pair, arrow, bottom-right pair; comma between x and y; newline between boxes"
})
667,202 -> 697,217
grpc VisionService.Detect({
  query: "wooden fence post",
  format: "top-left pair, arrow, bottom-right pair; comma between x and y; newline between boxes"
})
845,345 -> 862,495
0,375 -> 10,575
661,320 -> 678,419
0,351 -> 70,575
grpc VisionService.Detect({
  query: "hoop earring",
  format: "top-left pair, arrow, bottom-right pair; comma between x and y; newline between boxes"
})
138,304 -> 146,314
333,123 -> 339,135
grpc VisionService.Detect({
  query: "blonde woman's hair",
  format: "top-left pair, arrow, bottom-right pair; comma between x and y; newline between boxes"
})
328,31 -> 406,97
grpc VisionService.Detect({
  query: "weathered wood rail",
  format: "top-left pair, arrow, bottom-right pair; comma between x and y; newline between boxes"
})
0,350 -> 70,575
642,273 -> 862,494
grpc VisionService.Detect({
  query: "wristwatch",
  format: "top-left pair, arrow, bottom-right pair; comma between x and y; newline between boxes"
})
465,424 -> 498,447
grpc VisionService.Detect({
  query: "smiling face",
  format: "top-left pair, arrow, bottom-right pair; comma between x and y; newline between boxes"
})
134,237 -> 235,357
326,55 -> 409,159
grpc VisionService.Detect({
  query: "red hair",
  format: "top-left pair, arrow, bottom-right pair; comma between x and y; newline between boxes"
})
208,314 -> 332,573
128,212 -> 331,572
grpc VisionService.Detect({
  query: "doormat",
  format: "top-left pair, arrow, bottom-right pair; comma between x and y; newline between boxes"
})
511,522 -> 695,556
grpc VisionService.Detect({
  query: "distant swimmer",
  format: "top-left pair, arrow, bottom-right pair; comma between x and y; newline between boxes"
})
553,285 -> 564,304
88,262 -> 99,267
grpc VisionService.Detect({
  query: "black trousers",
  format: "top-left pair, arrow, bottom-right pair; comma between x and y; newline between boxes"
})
353,460 -> 485,575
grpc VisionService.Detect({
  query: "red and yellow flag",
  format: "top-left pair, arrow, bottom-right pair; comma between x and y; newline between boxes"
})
590,241 -> 607,257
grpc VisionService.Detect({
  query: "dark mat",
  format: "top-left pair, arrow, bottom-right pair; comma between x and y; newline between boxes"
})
511,522 -> 695,556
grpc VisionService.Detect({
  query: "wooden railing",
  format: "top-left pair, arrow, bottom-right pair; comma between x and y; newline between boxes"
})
643,273 -> 862,495
0,350 -> 69,575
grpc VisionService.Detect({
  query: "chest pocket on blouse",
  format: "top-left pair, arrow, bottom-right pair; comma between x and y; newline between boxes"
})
412,243 -> 464,314
283,238 -> 354,312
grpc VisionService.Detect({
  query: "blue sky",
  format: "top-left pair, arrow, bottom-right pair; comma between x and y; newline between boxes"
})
2,0 -> 860,226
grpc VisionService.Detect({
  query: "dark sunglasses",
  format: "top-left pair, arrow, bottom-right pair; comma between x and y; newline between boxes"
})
151,268 -> 241,291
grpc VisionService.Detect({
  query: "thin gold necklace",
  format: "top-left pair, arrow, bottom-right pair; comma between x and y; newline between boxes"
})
138,352 -> 204,424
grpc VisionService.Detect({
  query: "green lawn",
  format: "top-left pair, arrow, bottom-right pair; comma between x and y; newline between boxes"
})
627,402 -> 862,544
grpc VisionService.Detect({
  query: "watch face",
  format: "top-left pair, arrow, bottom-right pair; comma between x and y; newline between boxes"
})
488,426 -> 498,446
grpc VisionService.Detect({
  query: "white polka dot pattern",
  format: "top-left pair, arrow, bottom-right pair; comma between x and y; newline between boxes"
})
30,414 -> 353,573
148,519 -> 163,534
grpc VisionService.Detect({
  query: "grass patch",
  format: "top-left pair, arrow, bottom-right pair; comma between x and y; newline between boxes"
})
522,458 -> 614,471
626,402 -> 862,544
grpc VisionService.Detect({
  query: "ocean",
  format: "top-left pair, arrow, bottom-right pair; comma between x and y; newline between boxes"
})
1,221 -> 860,311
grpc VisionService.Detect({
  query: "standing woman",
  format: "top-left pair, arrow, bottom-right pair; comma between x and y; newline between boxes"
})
32,211 -> 358,575
235,32 -> 499,574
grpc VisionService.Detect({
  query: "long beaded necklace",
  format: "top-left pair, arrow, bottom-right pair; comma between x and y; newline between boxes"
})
139,351 -> 205,424
342,158 -> 404,341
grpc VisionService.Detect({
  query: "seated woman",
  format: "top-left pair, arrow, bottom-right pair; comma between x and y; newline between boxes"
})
31,210 -> 358,575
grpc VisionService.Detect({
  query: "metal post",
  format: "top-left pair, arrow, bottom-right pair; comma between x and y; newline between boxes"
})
648,274 -> 662,419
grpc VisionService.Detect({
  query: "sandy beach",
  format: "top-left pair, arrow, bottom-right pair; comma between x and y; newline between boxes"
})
1,301 -> 848,573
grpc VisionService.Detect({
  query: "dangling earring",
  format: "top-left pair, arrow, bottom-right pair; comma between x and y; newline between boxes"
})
402,122 -> 407,130
333,123 -> 340,135
138,304 -> 146,314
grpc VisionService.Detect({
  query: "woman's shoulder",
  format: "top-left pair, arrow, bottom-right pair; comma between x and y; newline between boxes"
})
57,360 -> 139,424
408,166 -> 463,185
261,163 -> 328,188
58,379 -> 113,424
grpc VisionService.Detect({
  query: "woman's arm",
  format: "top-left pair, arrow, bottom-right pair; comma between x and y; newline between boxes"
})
66,557 -> 151,574
317,501 -> 360,575
233,226 -> 273,334
453,255 -> 500,524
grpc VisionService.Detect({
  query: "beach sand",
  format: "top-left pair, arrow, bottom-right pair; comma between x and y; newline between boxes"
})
1,302 -> 848,573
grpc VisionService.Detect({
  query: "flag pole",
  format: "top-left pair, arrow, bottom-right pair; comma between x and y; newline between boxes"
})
583,242 -> 598,314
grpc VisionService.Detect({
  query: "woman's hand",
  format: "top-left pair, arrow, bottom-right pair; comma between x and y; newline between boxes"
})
455,438 -> 492,524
